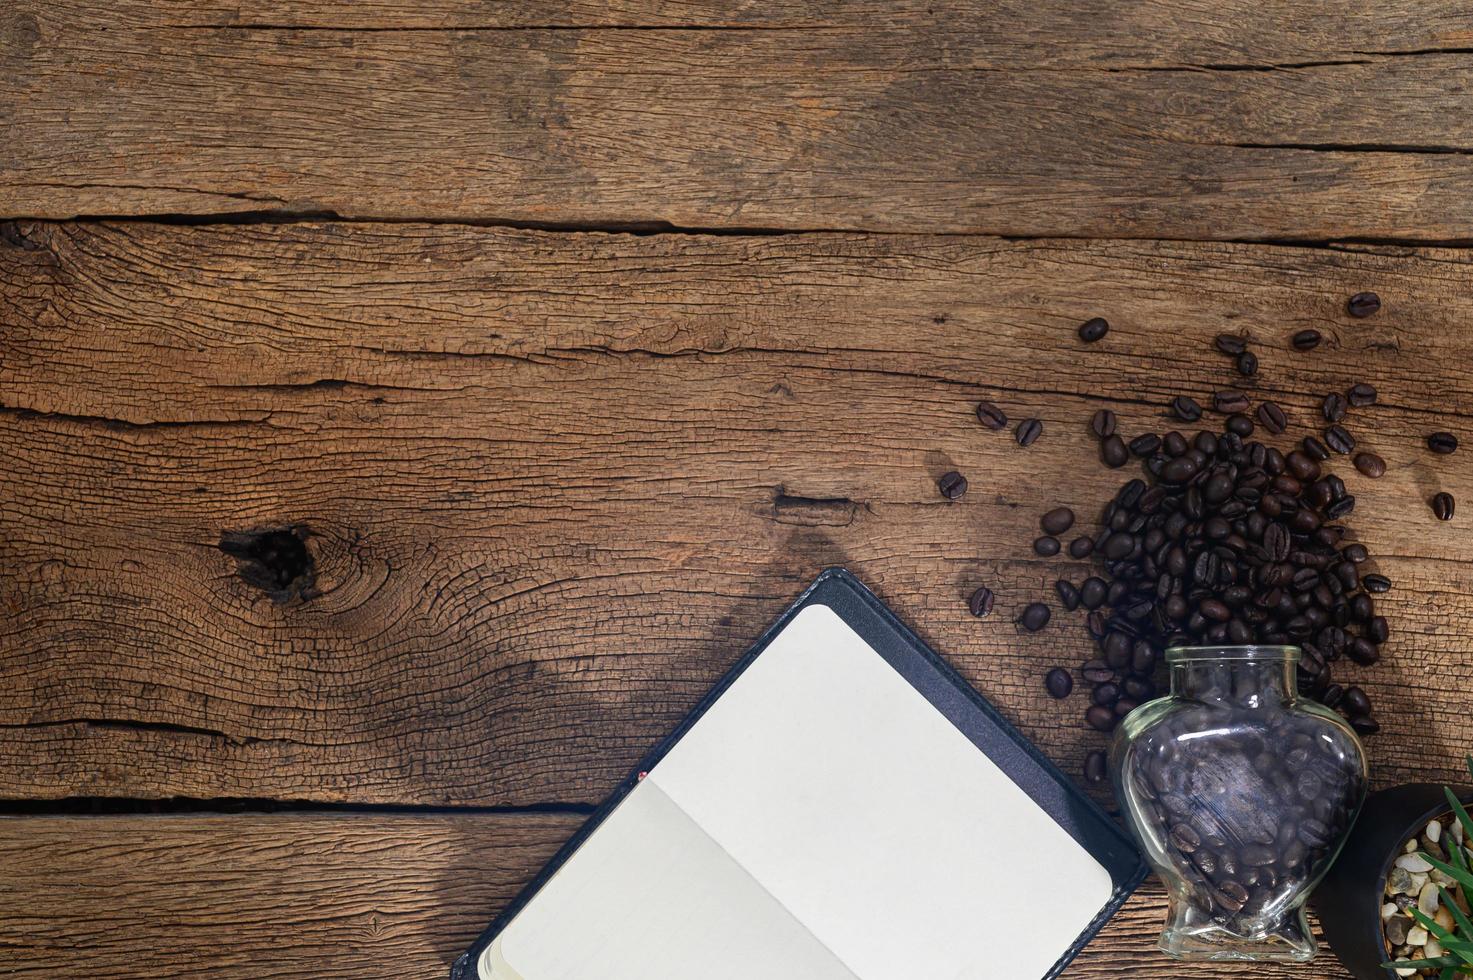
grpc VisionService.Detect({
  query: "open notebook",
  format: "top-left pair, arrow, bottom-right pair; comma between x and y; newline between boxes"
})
454,569 -> 1144,980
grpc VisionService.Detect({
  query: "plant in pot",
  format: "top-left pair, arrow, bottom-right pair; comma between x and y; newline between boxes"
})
1318,757 -> 1473,978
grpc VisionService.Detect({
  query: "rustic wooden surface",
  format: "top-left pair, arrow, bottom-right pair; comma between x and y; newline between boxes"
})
6,1 -> 1473,238
4,2 -> 1473,977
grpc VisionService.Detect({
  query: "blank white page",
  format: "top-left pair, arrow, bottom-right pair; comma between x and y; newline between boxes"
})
481,777 -> 859,980
652,603 -> 1114,980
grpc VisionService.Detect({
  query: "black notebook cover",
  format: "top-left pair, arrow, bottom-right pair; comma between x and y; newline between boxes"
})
450,567 -> 1146,980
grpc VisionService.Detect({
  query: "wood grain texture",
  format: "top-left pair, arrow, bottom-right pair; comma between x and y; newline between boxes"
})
3,221 -> 1471,807
5,2 -> 1473,237
0,812 -> 1355,979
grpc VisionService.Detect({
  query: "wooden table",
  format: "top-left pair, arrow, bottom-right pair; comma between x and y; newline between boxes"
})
4,2 -> 1473,976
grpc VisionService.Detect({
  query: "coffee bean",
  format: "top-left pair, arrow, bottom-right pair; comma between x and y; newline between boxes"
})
1162,431 -> 1189,456
1429,431 -> 1459,455
1101,434 -> 1129,468
1433,491 -> 1456,521
1016,418 -> 1043,447
1170,823 -> 1202,853
1041,506 -> 1076,535
1257,401 -> 1287,435
1302,436 -> 1330,461
1045,667 -> 1074,699
1236,351 -> 1258,377
1342,686 -> 1371,717
938,471 -> 968,499
1085,705 -> 1117,731
1161,457 -> 1199,483
1034,535 -> 1061,556
1129,433 -> 1161,456
976,400 -> 1008,430
1091,409 -> 1117,438
1241,844 -> 1276,867
1351,715 -> 1380,736
1123,676 -> 1156,702
1342,543 -> 1368,564
1363,573 -> 1392,593
1056,579 -> 1081,610
1325,494 -> 1356,519
1347,291 -> 1381,318
1347,383 -> 1377,407
1226,414 -> 1255,437
1324,425 -> 1355,455
1215,334 -> 1248,355
1213,390 -> 1251,414
1080,577 -> 1108,609
1171,395 -> 1202,422
968,586 -> 995,618
1291,329 -> 1322,351
1093,682 -> 1120,706
1078,317 -> 1110,342
1019,602 -> 1052,631
1068,537 -> 1094,559
1368,616 -> 1389,643
1323,392 -> 1348,423
1084,750 -> 1107,784
1081,660 -> 1115,684
1285,451 -> 1321,482
1353,453 -> 1386,478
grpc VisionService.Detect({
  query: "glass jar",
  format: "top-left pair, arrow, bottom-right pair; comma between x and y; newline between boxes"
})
1110,645 -> 1368,961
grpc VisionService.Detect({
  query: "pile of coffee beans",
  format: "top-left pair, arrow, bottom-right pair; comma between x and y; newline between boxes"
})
957,294 -> 1463,783
1120,686 -> 1367,929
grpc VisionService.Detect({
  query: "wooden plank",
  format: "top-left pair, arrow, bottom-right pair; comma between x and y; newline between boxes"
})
54,0 -> 1473,40
0,812 -> 1354,979
2,221 -> 1471,806
5,4 -> 1473,237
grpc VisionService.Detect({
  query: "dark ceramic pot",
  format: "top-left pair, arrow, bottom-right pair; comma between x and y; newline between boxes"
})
1316,783 -> 1473,980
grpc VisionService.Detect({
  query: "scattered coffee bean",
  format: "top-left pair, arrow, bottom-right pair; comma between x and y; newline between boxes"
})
1079,317 -> 1110,342
1214,390 -> 1251,414
1056,579 -> 1081,610
1354,453 -> 1386,479
1091,409 -> 1118,438
1081,659 -> 1114,684
1215,334 -> 1248,355
1129,433 -> 1162,456
1237,351 -> 1259,377
1432,492 -> 1456,521
1093,682 -> 1120,706
1342,686 -> 1372,717
1080,577 -> 1108,609
1428,432 -> 1459,455
1084,749 -> 1107,784
1323,393 -> 1348,424
1068,536 -> 1094,559
1020,602 -> 1052,631
1171,395 -> 1203,422
1257,401 -> 1288,435
1347,292 -> 1381,318
1034,535 -> 1062,557
1016,418 -> 1043,447
1363,573 -> 1392,593
976,400 -> 1008,430
1325,425 -> 1355,455
1351,715 -> 1381,736
1223,413 -> 1253,437
1347,383 -> 1377,407
1291,329 -> 1322,351
968,586 -> 995,618
1101,434 -> 1129,468
1085,705 -> 1117,731
1302,436 -> 1330,461
938,471 -> 968,499
1041,507 -> 1076,535
1045,667 -> 1074,699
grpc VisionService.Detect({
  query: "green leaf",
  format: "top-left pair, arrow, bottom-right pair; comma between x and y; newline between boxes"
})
1440,885 -> 1473,936
1422,850 -> 1473,897
1383,956 -> 1459,970
1412,906 -> 1455,943
1446,786 -> 1473,850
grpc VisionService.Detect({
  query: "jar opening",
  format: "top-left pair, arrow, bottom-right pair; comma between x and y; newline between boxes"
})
1165,644 -> 1302,663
